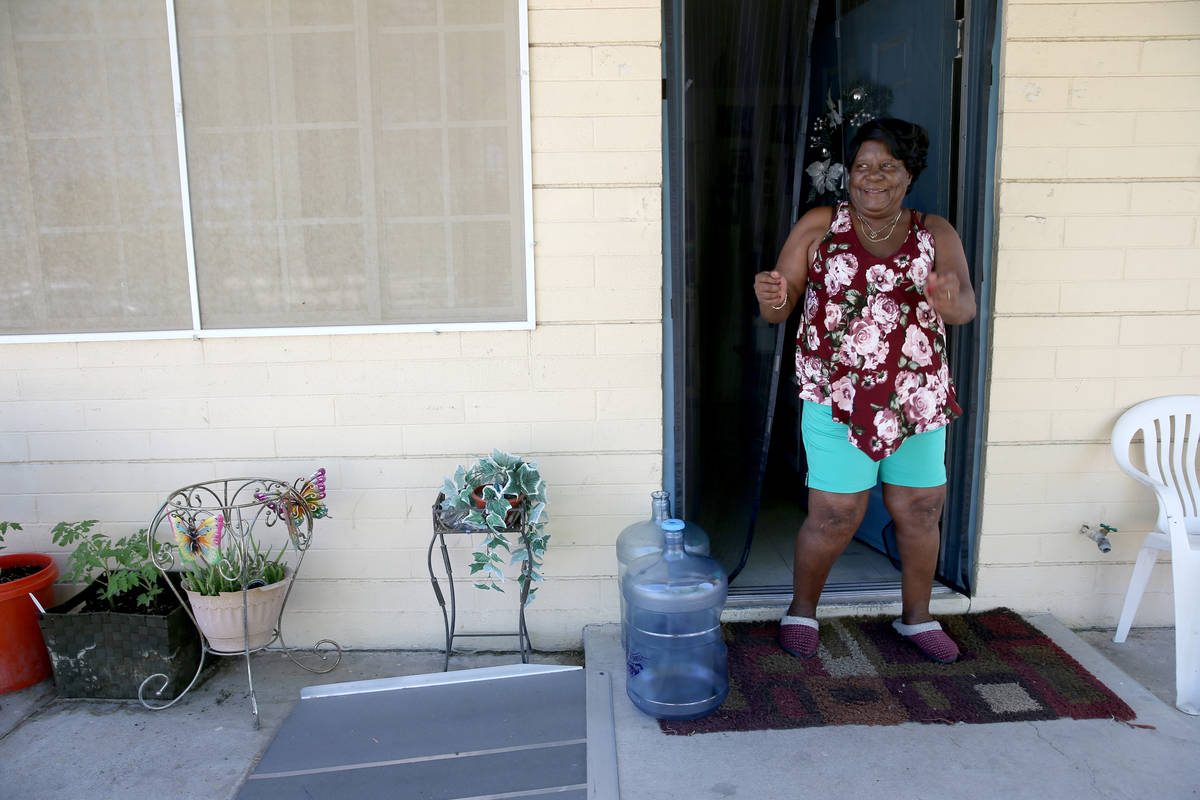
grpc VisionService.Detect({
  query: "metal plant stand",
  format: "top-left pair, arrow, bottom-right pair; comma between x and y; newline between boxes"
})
428,494 -> 534,671
140,477 -> 342,727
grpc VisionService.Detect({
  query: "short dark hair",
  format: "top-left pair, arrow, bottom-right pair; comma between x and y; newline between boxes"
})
847,118 -> 930,192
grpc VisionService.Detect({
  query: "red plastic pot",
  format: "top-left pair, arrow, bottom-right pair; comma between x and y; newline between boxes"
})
0,553 -> 58,693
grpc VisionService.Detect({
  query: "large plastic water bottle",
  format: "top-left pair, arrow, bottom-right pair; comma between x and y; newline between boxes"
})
623,519 -> 729,721
616,491 -> 711,650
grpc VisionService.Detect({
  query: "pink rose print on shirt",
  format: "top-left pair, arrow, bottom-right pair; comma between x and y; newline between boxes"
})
916,301 -> 939,329
861,340 -> 890,372
902,326 -> 934,367
908,256 -> 931,290
799,385 -> 824,404
846,318 -> 882,361
806,324 -> 821,351
933,363 -> 951,405
895,370 -> 922,402
830,375 -> 854,412
903,386 -> 939,425
831,209 -> 853,234
824,301 -> 843,332
866,264 -> 897,293
804,289 -> 819,324
824,253 -> 858,295
917,228 -> 935,260
836,335 -> 856,366
933,378 -> 949,407
798,354 -> 825,384
866,293 -> 901,333
874,407 -> 901,445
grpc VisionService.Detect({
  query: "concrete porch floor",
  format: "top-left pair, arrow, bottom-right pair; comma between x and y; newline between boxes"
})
0,621 -> 1196,799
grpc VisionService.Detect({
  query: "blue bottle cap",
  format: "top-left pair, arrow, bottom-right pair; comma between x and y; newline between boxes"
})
662,518 -> 685,532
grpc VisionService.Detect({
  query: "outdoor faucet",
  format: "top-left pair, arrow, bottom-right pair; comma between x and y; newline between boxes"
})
1079,523 -> 1115,553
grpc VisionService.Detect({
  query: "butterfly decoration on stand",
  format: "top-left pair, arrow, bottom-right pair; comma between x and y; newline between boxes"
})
255,468 -> 329,544
169,511 -> 224,564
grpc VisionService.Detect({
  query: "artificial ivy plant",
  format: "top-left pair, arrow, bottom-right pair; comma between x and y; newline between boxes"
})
440,450 -> 548,598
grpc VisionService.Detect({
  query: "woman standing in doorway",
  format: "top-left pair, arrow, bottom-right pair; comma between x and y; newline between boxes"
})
752,118 -> 976,663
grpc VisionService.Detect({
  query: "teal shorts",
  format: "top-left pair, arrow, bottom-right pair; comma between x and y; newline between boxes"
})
801,400 -> 947,494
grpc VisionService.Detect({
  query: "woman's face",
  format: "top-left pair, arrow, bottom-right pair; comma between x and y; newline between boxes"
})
848,139 -> 911,217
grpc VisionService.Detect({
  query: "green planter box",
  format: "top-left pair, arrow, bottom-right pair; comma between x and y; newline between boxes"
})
38,573 -> 210,700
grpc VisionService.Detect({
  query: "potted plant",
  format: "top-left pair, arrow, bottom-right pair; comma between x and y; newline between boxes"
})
37,520 -> 207,700
177,516 -> 290,653
0,521 -> 59,693
440,450 -> 549,600
178,469 -> 328,653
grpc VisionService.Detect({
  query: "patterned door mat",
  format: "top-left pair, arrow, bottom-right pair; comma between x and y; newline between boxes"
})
661,609 -> 1135,735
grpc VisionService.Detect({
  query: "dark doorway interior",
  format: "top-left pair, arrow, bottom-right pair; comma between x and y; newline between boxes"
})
666,0 -> 996,598
665,0 -> 820,580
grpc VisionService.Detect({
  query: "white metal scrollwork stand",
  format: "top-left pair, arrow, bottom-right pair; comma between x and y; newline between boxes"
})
139,477 -> 342,728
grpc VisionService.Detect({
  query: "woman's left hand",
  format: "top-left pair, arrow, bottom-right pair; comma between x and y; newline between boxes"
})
923,215 -> 976,326
924,269 -> 962,318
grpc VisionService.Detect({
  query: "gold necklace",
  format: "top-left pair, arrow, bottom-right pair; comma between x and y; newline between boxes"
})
854,208 -> 903,242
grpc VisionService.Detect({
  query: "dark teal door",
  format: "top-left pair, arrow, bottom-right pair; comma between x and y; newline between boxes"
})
809,0 -> 959,567
837,0 -> 958,217
666,0 -> 997,594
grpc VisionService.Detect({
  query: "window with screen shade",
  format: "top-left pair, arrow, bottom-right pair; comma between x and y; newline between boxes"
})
0,2 -> 192,335
0,0 -> 530,337
178,0 -> 529,330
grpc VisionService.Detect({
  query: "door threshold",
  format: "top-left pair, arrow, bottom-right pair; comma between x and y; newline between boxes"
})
725,580 -> 961,609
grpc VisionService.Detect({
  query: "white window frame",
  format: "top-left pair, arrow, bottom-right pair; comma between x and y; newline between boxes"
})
1,0 -> 535,344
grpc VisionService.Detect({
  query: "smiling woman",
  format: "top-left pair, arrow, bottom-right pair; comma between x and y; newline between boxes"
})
848,140 -> 913,225
753,116 -> 977,664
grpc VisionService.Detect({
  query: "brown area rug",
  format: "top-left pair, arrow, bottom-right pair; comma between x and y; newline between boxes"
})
660,609 -> 1135,735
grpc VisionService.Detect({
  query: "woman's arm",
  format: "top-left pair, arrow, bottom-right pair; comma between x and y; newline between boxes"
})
754,207 -> 832,324
923,214 -> 977,326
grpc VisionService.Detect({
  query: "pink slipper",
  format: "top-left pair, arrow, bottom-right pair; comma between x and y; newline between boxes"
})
892,619 -> 959,663
780,615 -> 819,659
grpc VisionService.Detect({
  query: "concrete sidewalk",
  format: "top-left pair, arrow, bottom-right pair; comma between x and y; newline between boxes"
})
586,618 -> 1200,800
0,649 -> 584,799
0,621 -> 1196,799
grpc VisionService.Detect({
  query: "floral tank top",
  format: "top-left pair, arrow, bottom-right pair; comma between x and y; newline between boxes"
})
796,202 -> 961,461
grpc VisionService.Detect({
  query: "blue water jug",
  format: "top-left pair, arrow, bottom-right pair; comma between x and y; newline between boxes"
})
615,492 -> 711,651
623,519 -> 728,720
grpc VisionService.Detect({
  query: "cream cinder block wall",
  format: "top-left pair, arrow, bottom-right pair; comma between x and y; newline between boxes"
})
0,1 -> 664,651
977,0 -> 1200,626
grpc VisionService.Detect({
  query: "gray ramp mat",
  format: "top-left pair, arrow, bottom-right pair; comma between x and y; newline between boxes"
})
239,666 -> 588,799
238,743 -> 587,800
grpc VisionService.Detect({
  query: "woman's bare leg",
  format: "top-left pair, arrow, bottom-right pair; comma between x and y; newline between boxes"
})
881,482 -> 947,624
787,488 -> 872,618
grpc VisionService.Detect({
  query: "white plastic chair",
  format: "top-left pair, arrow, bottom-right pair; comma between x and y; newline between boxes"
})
1110,395 -> 1200,715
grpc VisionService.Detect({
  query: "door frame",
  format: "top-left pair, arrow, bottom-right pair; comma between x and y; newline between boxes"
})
662,0 -> 1000,595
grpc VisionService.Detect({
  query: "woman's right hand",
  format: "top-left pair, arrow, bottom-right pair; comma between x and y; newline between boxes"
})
757,206 -> 828,323
754,270 -> 789,309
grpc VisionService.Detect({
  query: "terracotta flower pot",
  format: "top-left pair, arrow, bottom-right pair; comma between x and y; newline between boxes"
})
470,486 -> 523,527
184,576 -> 290,653
0,553 -> 59,693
